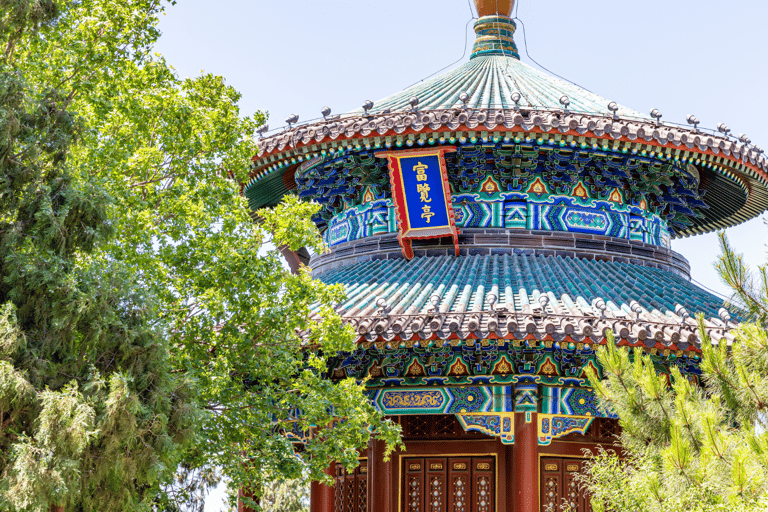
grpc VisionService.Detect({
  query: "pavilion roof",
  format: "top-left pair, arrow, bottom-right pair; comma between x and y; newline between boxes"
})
246,7 -> 768,238
313,253 -> 736,350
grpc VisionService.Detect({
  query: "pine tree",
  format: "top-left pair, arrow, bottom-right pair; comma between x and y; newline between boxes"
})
582,232 -> 768,512
0,2 -> 196,510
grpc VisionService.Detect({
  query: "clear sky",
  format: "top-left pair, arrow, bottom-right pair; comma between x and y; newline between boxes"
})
154,1 -> 768,508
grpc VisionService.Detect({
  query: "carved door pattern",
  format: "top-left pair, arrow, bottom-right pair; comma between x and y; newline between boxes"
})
334,460 -> 367,512
402,457 -> 494,512
540,458 -> 591,512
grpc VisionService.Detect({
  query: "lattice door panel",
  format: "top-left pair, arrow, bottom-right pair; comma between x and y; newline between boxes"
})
403,457 -> 495,512
405,459 -> 425,512
540,458 -> 591,512
334,461 -> 367,512
471,458 -> 494,512
448,459 -> 469,512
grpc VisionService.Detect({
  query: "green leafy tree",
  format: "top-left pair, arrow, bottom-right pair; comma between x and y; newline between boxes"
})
581,232 -> 768,512
1,0 -> 401,510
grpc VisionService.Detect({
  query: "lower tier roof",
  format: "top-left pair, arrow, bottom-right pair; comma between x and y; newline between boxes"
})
316,253 -> 735,349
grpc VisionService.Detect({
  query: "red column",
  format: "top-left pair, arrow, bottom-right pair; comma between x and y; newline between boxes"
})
324,462 -> 336,512
310,461 -> 336,512
505,444 -> 515,512
513,412 -> 539,512
310,479 -> 323,512
368,438 -> 392,512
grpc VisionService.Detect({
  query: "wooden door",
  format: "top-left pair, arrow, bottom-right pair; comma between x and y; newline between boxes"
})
335,460 -> 367,512
540,458 -> 591,512
403,457 -> 494,512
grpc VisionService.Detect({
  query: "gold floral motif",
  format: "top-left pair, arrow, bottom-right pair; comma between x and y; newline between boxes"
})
381,390 -> 444,409
410,464 -> 421,471
368,363 -> 383,378
493,358 -> 512,374
544,463 -> 558,471
476,463 -> 491,470
566,464 -> 579,472
453,463 -> 467,470
430,463 -> 443,470
540,358 -> 557,375
405,360 -> 425,376
449,359 -> 469,376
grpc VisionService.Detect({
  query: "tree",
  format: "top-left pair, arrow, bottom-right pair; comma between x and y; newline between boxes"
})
1,0 -> 401,510
581,231 -> 768,512
0,2 -> 196,510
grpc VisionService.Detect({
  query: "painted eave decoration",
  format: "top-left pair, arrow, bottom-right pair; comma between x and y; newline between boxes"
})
246,110 -> 768,237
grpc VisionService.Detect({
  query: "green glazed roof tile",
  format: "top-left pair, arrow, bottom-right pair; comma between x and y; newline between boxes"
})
318,253 -> 730,324
360,55 -> 647,119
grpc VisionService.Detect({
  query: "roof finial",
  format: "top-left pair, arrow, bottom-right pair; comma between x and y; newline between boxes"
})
470,1 -> 519,60
474,0 -> 515,17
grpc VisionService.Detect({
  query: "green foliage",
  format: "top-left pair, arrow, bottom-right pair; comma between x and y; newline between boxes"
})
715,231 -> 768,324
582,234 -> 768,512
0,2 -> 197,510
0,0 -> 401,510
259,477 -> 309,512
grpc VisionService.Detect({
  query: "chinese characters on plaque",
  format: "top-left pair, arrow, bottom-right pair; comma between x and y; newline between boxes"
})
376,147 -> 460,259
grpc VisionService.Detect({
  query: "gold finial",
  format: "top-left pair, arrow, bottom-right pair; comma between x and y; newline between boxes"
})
474,0 -> 514,17
470,0 -> 519,59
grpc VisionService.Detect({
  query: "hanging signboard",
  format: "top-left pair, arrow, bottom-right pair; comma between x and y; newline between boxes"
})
376,147 -> 459,259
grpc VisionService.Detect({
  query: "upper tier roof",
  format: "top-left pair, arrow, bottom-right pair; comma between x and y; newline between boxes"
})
246,9 -> 768,238
361,55 -> 647,120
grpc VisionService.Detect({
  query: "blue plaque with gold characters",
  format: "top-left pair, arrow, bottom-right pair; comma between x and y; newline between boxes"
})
376,147 -> 459,259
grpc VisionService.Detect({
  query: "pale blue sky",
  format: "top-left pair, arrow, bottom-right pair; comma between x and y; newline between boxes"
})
155,1 -> 768,508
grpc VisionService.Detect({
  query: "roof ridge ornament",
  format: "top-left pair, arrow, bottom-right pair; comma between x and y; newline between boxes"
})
607,101 -> 619,121
458,91 -> 471,110
511,91 -> 521,111
650,108 -> 663,126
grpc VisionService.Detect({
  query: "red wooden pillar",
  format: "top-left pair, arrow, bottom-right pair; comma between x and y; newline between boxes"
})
310,461 -> 336,512
368,438 -> 392,512
310,479 -> 323,512
513,412 -> 539,512
505,443 -> 515,512
323,462 -> 336,512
